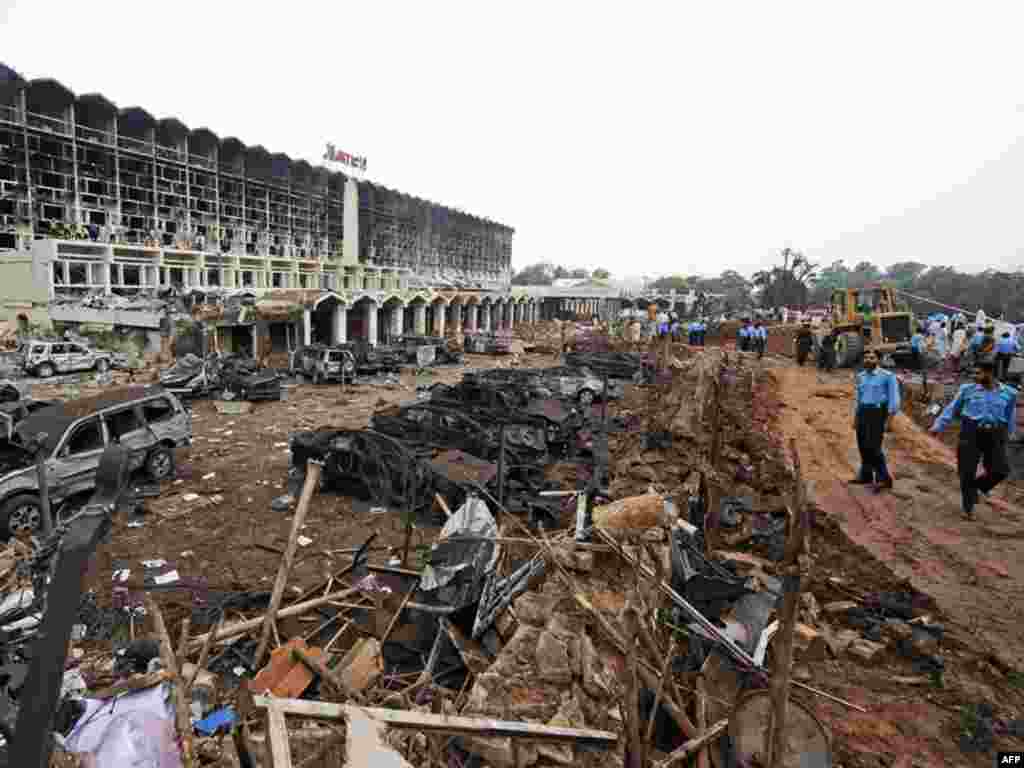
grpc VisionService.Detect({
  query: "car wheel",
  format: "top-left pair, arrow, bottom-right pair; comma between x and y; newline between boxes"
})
37,363 -> 55,379
94,358 -> 110,374
1,493 -> 41,538
145,446 -> 175,482
578,389 -> 596,406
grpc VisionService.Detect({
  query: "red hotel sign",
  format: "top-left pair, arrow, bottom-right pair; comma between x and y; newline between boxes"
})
323,143 -> 367,172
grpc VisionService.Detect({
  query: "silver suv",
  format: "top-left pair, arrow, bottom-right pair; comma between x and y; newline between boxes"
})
0,385 -> 191,537
22,341 -> 113,378
292,345 -> 357,384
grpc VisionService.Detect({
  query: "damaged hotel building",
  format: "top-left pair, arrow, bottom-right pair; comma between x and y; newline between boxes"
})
0,63 -> 587,356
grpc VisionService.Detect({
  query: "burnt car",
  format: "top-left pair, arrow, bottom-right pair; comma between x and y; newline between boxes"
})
219,355 -> 282,401
159,353 -> 222,397
563,351 -> 645,382
397,335 -> 464,365
289,428 -> 498,522
463,330 -> 513,355
0,386 -> 191,537
370,403 -> 548,466
338,341 -> 405,374
292,345 -> 357,384
474,366 -> 622,406
428,377 -> 580,455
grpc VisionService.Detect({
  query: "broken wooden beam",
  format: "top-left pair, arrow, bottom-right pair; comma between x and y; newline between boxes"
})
249,697 -> 618,746
264,699 -> 294,768
186,587 -> 359,652
291,647 -> 349,700
146,597 -> 194,768
254,459 -> 323,669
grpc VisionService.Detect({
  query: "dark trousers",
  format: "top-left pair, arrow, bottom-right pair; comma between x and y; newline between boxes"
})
697,331 -> 705,346
688,332 -> 697,345
754,339 -> 765,358
856,406 -> 890,482
796,343 -> 811,366
996,353 -> 1011,380
957,419 -> 1009,513
738,337 -> 749,352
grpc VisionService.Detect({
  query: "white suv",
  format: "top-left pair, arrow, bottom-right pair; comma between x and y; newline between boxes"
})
22,341 -> 113,379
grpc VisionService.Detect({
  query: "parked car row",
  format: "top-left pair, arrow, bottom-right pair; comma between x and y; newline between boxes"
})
14,340 -> 129,378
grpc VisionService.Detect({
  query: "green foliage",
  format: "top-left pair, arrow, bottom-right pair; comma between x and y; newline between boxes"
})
592,268 -> 611,280
647,275 -> 691,292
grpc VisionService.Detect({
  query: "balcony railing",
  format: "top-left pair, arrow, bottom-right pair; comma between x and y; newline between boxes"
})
25,111 -> 70,136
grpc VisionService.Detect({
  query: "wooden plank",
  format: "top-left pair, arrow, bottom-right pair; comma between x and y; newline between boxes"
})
264,700 -> 294,768
250,697 -> 618,745
186,587 -> 360,651
255,460 -> 323,669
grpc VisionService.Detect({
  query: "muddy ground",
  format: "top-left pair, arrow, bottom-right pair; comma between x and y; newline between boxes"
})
37,339 -> 1024,767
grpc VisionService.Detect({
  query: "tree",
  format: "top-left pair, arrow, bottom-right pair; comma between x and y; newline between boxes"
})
847,261 -> 882,290
883,261 -> 928,289
696,270 -> 751,311
553,266 -> 570,279
569,268 -> 589,279
511,262 -> 555,286
592,268 -> 611,280
754,247 -> 818,308
647,275 -> 690,292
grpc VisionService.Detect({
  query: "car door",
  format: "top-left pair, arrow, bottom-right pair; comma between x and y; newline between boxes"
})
102,404 -> 150,472
48,344 -> 71,373
67,343 -> 93,372
51,416 -> 107,502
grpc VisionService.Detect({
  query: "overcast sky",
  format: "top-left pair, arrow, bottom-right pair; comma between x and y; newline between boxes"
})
2,0 -> 1022,278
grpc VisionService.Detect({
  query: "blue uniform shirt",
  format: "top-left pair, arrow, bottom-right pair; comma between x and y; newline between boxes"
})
855,368 -> 901,416
911,333 -> 925,353
932,383 -> 1017,435
738,326 -> 751,338
971,334 -> 993,350
996,337 -> 1020,355
754,327 -> 767,339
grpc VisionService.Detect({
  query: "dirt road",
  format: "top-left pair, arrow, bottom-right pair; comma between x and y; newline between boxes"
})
771,363 -> 1024,669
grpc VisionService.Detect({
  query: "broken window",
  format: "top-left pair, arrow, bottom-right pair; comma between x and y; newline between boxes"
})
104,407 -> 143,440
207,269 -> 220,287
122,265 -> 141,286
64,418 -> 104,455
142,397 -> 175,424
68,263 -> 88,286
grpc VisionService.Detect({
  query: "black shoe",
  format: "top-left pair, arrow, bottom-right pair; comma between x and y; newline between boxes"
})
849,477 -> 872,485
877,478 -> 894,491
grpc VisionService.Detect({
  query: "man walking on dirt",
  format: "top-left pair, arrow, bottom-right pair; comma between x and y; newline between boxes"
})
850,349 -> 900,492
794,322 -> 814,366
738,319 -> 752,352
930,356 -> 1017,519
995,330 -> 1019,381
752,320 -> 767,358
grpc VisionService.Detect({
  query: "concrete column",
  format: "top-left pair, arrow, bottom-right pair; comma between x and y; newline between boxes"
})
251,325 -> 257,356
333,304 -> 347,344
511,303 -> 519,327
303,308 -> 312,346
414,304 -> 427,334
365,301 -> 377,346
481,304 -> 491,332
434,304 -> 446,336
390,305 -> 403,339
468,304 -> 478,331
451,305 -> 462,335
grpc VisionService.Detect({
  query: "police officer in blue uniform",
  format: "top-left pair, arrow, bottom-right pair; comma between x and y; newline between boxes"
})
737,319 -> 752,352
850,348 -> 901,491
931,356 -> 1017,519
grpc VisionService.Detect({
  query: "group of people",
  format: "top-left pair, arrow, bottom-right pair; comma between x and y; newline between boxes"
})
852,346 -> 1017,520
653,312 -> 710,344
736,318 -> 768,358
910,314 -> 1021,381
